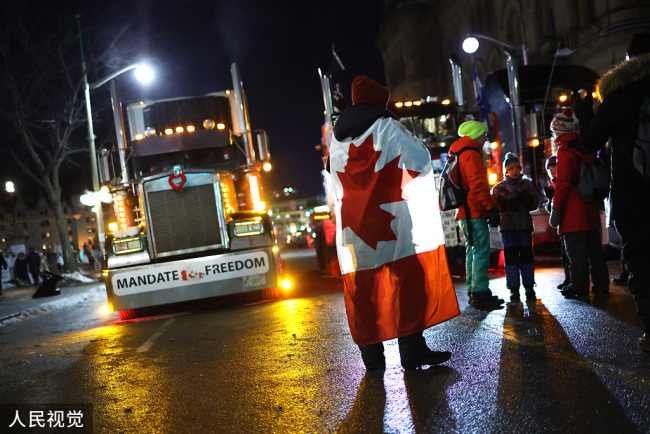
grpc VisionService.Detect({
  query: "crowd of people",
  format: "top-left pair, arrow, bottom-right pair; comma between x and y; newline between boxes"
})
328,33 -> 649,371
0,246 -> 60,288
451,33 -> 650,353
0,241 -> 103,291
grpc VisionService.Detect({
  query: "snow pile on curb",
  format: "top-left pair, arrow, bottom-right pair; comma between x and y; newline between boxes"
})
62,272 -> 96,283
0,284 -> 105,328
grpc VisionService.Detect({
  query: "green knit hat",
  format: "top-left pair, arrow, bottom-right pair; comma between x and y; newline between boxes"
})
458,120 -> 487,140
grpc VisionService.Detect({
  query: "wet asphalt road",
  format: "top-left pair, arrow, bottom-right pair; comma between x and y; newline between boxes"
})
0,249 -> 649,433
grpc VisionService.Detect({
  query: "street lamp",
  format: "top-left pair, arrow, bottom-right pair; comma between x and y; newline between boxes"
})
76,16 -> 154,268
462,34 -> 528,65
81,63 -> 152,257
462,34 -> 527,162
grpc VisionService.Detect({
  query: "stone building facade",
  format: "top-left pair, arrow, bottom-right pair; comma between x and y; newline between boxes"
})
377,0 -> 650,103
0,195 -> 97,256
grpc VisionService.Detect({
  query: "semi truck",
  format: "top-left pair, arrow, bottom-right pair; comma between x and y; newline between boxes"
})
100,63 -> 286,320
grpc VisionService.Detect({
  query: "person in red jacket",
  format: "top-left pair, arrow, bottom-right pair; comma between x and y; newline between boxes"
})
549,108 -> 609,298
451,120 -> 503,310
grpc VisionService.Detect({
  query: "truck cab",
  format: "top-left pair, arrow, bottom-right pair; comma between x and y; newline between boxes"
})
101,65 -> 284,320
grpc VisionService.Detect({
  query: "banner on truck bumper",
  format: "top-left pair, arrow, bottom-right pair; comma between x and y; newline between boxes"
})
111,251 -> 270,296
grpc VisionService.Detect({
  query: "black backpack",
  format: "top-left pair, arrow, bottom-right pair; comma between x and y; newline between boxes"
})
577,154 -> 610,203
438,147 -> 480,211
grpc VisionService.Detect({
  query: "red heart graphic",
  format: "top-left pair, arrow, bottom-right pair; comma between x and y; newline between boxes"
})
168,173 -> 186,191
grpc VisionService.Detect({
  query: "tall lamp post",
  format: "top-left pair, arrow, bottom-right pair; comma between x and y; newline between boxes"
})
80,63 -> 153,257
78,18 -> 153,258
462,34 -> 527,162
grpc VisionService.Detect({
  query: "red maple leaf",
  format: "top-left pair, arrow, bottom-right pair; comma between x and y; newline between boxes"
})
337,135 -> 420,250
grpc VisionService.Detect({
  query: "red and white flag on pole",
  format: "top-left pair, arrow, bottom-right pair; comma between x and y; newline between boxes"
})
330,118 -> 459,345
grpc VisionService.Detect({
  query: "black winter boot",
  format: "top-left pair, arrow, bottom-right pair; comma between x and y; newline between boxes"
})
524,285 -> 536,300
612,270 -> 629,286
470,290 -> 504,310
557,267 -> 571,289
561,284 -> 589,299
359,343 -> 385,371
398,332 -> 451,370
508,287 -> 520,302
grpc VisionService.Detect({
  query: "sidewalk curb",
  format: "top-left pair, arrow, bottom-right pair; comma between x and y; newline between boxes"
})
0,283 -> 105,328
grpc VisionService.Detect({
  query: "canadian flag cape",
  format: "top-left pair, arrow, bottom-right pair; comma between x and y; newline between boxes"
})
330,117 -> 459,345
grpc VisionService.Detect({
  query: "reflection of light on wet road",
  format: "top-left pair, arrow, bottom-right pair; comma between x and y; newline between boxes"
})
81,323 -> 174,432
444,305 -> 505,431
383,342 -> 414,432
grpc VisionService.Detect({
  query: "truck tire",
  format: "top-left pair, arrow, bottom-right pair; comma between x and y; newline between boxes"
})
118,309 -> 136,320
264,287 -> 279,299
118,308 -> 145,320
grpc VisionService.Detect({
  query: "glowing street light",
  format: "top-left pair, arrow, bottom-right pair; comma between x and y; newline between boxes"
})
462,34 -> 528,65
462,37 -> 480,54
78,17 -> 154,258
5,181 -> 15,193
461,33 -> 527,161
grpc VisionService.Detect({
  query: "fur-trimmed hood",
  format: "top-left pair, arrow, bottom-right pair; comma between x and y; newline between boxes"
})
597,53 -> 650,100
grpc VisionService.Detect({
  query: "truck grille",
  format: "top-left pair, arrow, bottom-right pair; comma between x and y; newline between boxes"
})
147,184 -> 221,255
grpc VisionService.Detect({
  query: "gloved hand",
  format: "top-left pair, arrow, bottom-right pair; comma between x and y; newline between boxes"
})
549,210 -> 562,228
487,208 -> 500,228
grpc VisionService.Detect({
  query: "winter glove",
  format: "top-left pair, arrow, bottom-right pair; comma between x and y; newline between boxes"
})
487,208 -> 500,228
549,210 -> 562,228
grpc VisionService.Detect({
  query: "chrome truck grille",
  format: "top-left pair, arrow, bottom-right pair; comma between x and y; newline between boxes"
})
146,182 -> 222,256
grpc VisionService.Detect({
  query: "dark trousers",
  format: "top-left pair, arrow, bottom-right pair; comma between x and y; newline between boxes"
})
29,270 -> 39,285
563,230 -> 609,294
615,221 -> 650,332
560,235 -> 570,269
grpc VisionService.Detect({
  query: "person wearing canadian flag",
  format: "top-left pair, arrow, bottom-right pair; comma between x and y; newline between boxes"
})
328,75 -> 460,370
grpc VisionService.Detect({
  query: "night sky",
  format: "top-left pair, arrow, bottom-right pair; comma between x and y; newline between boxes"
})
92,0 -> 386,198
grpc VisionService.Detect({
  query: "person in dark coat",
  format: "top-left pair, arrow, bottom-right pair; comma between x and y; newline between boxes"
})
0,250 -> 7,295
549,108 -> 609,299
26,247 -> 41,285
14,252 -> 29,285
491,153 -> 540,301
578,33 -> 650,352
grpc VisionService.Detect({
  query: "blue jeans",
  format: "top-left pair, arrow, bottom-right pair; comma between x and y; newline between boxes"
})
459,219 -> 490,293
501,229 -> 535,290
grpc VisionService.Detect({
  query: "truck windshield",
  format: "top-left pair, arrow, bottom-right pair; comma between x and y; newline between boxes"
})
399,114 -> 457,145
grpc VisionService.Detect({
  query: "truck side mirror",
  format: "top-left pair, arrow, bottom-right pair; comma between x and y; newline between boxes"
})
253,130 -> 270,162
98,149 -> 111,184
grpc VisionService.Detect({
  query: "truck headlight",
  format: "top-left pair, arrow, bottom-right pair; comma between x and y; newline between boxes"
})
233,220 -> 263,237
113,237 -> 144,254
